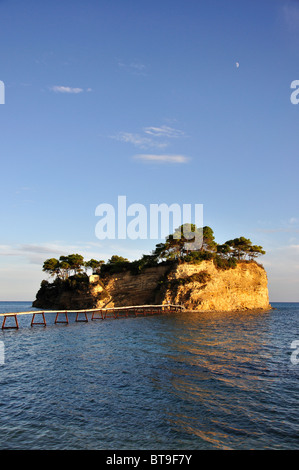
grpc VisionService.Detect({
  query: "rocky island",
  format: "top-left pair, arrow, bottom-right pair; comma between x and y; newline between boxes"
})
32,225 -> 271,312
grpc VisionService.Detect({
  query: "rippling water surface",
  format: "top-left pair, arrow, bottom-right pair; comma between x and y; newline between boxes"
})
0,301 -> 298,450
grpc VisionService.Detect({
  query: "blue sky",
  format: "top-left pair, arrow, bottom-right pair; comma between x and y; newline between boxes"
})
0,0 -> 299,301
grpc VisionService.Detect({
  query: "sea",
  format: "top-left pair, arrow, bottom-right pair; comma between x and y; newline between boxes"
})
0,301 -> 298,451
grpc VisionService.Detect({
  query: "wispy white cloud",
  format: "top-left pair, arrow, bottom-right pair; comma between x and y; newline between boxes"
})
129,62 -> 146,71
143,125 -> 185,138
0,242 -> 104,265
117,60 -> 147,75
50,86 -> 84,94
111,124 -> 186,150
133,154 -> 190,164
112,131 -> 168,149
15,186 -> 32,195
0,241 -> 145,267
256,216 -> 299,234
282,0 -> 299,30
257,228 -> 299,234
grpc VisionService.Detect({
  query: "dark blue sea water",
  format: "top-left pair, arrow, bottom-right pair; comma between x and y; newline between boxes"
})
0,301 -> 298,450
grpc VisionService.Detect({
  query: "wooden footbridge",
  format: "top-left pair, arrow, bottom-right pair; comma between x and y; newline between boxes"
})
0,304 -> 184,329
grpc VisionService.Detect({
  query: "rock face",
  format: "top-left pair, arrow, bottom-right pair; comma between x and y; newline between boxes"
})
161,261 -> 270,311
33,261 -> 271,312
98,265 -> 170,307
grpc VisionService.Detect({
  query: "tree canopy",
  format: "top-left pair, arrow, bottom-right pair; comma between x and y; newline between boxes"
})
42,258 -> 61,277
224,237 -> 266,260
41,225 -> 266,279
150,224 -> 266,267
151,223 -> 203,261
42,254 -> 104,279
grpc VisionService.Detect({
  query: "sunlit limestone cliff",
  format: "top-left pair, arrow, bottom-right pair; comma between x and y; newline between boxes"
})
33,260 -> 271,312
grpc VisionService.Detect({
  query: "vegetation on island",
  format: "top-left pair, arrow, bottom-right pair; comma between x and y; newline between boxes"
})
40,225 -> 266,283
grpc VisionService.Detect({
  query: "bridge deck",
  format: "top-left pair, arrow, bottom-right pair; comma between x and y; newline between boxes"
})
0,305 -> 184,329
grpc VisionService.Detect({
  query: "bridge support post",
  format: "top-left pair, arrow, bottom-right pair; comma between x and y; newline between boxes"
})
31,312 -> 46,327
105,309 -> 117,319
91,310 -> 104,320
2,314 -> 19,329
75,311 -> 88,322
54,311 -> 69,324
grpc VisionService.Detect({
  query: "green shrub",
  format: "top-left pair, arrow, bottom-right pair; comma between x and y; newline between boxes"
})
213,255 -> 237,270
183,251 -> 214,264
189,271 -> 211,283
